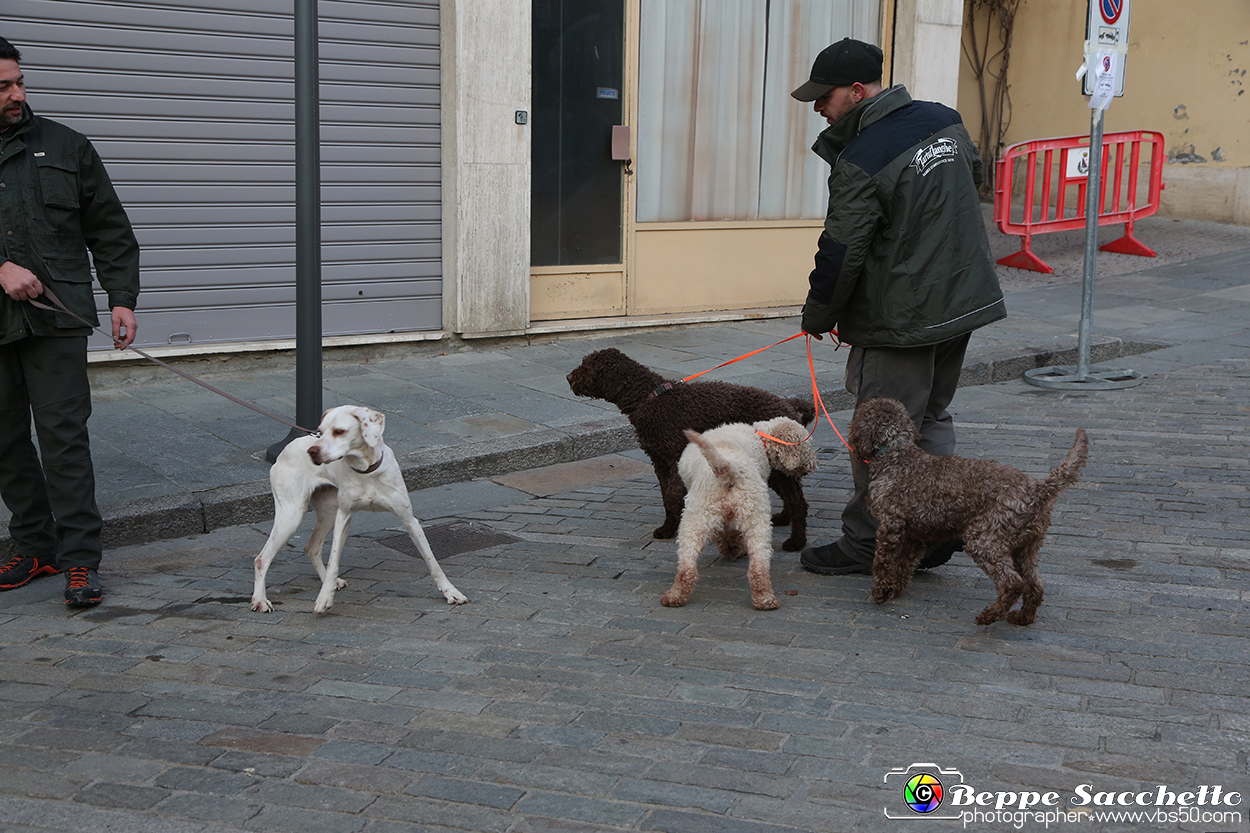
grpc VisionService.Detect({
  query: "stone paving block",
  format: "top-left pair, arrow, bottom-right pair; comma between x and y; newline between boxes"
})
74,781 -> 171,811
247,778 -> 377,813
154,765 -> 260,796
294,757 -> 415,795
245,804 -> 367,833
513,791 -> 646,829
366,795 -> 514,833
405,773 -> 525,810
641,807 -> 806,833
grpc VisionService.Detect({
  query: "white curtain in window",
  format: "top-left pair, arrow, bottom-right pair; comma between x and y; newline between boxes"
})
637,0 -> 881,222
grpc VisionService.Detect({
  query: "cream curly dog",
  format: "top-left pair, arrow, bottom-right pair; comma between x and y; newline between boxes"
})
848,397 -> 1088,625
660,417 -> 818,611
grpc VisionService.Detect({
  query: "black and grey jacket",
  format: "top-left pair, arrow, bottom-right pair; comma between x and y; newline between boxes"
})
0,105 -> 139,343
800,85 -> 1004,347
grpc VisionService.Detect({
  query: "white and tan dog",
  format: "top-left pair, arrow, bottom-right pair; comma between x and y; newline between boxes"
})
251,405 -> 468,613
660,417 -> 818,611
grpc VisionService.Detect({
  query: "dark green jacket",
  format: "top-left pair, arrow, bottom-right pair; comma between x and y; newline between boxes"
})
801,86 -> 1004,347
0,105 -> 139,343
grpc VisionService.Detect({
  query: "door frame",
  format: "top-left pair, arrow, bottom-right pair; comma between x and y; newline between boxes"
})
528,0 -> 639,323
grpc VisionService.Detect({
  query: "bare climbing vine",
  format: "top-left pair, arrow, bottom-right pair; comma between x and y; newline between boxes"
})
962,0 -> 1022,196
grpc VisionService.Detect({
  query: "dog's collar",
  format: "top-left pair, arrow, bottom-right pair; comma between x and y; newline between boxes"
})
349,456 -> 384,474
647,381 -> 679,400
869,437 -> 911,459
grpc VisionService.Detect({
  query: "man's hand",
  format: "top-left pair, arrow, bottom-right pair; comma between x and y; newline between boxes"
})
111,307 -> 137,349
0,260 -> 44,301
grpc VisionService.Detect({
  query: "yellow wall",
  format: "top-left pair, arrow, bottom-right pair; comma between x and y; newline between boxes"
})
632,223 -> 817,315
958,0 -> 1250,222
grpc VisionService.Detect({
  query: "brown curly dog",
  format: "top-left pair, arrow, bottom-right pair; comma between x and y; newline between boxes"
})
848,397 -> 1088,626
567,348 -> 815,550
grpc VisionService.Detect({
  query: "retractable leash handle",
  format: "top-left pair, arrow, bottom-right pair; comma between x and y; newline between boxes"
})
27,288 -> 319,437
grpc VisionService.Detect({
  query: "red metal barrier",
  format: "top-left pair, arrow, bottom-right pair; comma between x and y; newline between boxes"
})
994,130 -> 1165,274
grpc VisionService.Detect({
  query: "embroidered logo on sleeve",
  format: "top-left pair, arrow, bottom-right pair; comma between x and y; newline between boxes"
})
910,137 -> 959,176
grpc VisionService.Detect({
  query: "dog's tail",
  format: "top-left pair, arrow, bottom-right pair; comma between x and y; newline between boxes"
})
788,397 -> 817,426
1041,428 -> 1089,501
683,428 -> 738,489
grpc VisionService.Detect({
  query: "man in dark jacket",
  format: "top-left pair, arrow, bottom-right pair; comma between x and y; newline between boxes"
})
0,36 -> 140,605
792,38 -> 1005,575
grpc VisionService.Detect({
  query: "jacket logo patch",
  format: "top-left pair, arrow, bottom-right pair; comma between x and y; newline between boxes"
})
910,137 -> 959,176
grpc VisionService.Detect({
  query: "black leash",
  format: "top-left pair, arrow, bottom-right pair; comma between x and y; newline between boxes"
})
27,287 -> 318,437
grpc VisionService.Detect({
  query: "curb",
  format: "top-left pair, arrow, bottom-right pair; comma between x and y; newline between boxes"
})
0,337 -> 1168,557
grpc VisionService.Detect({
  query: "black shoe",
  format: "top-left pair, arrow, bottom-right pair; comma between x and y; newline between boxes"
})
918,538 -> 964,570
0,554 -> 60,590
64,567 -> 103,607
800,541 -> 872,575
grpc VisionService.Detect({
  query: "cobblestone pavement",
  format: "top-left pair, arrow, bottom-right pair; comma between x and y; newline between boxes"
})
2,346 -> 1248,832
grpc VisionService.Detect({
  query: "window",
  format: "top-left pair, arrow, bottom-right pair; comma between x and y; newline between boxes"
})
637,0 -> 881,222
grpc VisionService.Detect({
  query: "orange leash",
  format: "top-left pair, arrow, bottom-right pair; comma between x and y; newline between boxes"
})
680,332 -> 806,382
737,331 -> 860,462
679,329 -> 863,461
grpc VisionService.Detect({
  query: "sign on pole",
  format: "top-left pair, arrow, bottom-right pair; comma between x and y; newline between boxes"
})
1024,0 -> 1143,390
1082,0 -> 1131,108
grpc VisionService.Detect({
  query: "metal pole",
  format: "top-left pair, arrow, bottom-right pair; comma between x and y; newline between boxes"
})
1022,95 -> 1141,390
267,0 -> 322,461
1077,106 -> 1103,380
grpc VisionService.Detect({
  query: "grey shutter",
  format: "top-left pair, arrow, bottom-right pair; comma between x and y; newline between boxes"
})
8,0 -> 441,350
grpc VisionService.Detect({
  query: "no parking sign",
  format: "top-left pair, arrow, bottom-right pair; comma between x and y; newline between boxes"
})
1081,0 -> 1131,108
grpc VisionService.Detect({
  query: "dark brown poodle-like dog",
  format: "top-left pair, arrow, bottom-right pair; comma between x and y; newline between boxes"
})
567,348 -> 815,550
848,397 -> 1088,626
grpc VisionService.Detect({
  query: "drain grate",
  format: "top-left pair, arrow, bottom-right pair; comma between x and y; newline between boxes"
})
379,520 -> 520,559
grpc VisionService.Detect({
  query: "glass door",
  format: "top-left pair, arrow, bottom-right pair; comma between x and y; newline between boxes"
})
531,0 -> 629,318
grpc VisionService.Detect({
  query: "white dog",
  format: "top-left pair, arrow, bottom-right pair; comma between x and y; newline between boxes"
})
251,405 -> 468,613
660,417 -> 818,611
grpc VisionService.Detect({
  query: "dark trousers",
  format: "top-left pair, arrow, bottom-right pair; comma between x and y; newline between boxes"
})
0,335 -> 102,570
837,333 -> 971,565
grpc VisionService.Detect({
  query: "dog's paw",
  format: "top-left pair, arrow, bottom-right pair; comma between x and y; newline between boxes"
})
871,583 -> 901,605
1005,609 -> 1035,626
250,597 -> 274,613
652,524 -> 677,540
313,595 -> 335,615
335,578 -> 347,590
752,594 -> 780,611
444,589 -> 469,605
660,590 -> 688,607
974,607 -> 1005,626
780,535 -> 805,553
771,510 -> 791,527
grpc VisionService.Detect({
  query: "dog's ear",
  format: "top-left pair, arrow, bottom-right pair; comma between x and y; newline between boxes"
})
355,408 -> 386,449
758,418 -> 817,475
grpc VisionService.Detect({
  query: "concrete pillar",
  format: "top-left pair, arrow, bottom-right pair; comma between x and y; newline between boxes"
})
441,0 -> 532,337
891,0 -> 964,107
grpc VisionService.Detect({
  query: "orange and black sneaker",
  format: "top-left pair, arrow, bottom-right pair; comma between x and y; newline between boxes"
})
63,567 -> 103,607
0,554 -> 60,590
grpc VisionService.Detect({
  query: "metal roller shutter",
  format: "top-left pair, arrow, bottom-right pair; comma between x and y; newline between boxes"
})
7,0 -> 441,350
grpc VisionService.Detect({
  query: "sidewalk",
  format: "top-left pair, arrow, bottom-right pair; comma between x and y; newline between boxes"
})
1,214 -> 1249,832
2,213 -> 1249,556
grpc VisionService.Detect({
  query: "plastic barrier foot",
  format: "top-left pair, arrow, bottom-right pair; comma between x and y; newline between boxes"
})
1099,234 -> 1156,257
996,248 -> 1054,274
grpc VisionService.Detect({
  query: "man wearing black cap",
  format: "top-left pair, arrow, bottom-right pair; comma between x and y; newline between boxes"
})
792,38 -> 1006,576
0,36 -> 140,606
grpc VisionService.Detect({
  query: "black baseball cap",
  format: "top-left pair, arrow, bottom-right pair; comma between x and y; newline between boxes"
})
791,38 -> 884,101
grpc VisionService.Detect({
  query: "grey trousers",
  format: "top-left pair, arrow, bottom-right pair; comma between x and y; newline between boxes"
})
837,333 -> 971,565
0,335 -> 103,570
